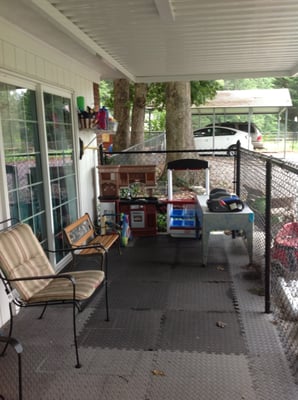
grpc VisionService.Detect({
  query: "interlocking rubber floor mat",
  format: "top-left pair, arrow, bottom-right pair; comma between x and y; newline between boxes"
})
1,234 -> 297,400
79,235 -> 245,354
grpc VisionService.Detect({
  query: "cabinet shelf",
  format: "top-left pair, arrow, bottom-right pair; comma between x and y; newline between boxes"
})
170,209 -> 196,218
167,200 -> 200,237
170,218 -> 196,228
98,165 -> 157,199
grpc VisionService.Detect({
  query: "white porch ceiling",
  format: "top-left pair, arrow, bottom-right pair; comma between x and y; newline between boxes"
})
3,0 -> 298,83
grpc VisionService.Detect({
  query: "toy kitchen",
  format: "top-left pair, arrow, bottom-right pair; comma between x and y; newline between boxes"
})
97,164 -> 159,236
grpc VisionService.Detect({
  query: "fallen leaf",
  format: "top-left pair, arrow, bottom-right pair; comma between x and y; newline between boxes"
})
216,321 -> 227,328
217,266 -> 225,271
152,369 -> 165,376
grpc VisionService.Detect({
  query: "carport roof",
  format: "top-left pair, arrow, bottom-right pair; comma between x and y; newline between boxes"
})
191,89 -> 292,116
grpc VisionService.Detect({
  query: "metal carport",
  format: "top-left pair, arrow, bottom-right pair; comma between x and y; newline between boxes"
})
191,89 -> 293,154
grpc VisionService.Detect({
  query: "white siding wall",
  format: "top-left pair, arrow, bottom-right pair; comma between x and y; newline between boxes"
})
0,18 -> 102,326
77,131 -> 100,221
0,18 -> 99,106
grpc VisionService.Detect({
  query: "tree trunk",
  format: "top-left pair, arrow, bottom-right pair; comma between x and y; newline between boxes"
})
131,83 -> 148,147
113,79 -> 130,151
165,81 -> 194,162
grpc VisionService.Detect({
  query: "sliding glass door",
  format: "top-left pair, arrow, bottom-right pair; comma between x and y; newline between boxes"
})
43,92 -> 78,255
0,81 -> 78,263
1,83 -> 47,244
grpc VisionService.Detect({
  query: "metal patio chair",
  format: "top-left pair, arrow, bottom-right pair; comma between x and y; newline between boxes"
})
0,220 -> 109,368
0,333 -> 23,400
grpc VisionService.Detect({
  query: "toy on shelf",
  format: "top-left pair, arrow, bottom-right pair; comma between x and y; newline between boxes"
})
93,106 -> 118,132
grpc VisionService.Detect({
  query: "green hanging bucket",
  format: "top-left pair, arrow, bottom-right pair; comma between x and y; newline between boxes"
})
77,96 -> 85,111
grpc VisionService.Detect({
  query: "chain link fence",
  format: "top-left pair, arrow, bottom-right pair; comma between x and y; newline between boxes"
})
240,151 -> 298,383
100,141 -> 298,382
103,136 -> 237,197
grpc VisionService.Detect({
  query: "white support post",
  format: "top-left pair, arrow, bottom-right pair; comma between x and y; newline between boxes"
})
205,168 -> 210,195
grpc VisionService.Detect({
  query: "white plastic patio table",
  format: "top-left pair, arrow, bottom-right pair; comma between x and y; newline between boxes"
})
197,195 -> 254,267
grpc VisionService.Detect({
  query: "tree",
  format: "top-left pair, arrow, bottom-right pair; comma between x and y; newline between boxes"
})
166,82 -> 192,155
165,80 -> 220,159
113,79 -> 131,151
99,79 -> 220,150
145,80 -> 220,156
131,83 -> 148,146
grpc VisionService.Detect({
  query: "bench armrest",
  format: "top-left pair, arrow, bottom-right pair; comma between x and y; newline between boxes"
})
46,244 -> 107,254
70,243 -> 107,252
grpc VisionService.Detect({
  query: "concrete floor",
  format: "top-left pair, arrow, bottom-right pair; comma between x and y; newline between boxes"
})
0,233 -> 297,400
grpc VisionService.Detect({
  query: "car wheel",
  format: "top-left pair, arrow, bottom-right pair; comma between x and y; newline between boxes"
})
227,145 -> 237,156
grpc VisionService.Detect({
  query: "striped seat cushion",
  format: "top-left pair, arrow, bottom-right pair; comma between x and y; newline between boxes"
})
0,223 -> 105,303
28,270 -> 105,303
0,224 -> 54,301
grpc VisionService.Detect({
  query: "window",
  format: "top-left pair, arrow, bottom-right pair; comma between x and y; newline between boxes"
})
1,83 -> 47,244
216,127 -> 235,137
194,128 -> 213,137
43,92 -> 78,256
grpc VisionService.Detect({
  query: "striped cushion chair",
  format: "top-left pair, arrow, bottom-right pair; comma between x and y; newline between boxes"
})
0,222 -> 109,368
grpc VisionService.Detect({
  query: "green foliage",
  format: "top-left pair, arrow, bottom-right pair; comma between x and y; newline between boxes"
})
253,197 -> 266,214
190,80 -> 222,105
223,78 -> 275,90
146,81 -> 221,109
99,80 -> 114,110
273,77 -> 298,105
157,212 -> 167,232
147,83 -> 166,110
273,77 -> 298,131
145,110 -> 166,132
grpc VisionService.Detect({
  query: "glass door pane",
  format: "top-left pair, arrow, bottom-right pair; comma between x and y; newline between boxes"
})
44,92 -> 78,257
1,83 -> 47,246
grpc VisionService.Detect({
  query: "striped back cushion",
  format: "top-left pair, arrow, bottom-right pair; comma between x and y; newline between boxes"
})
0,223 -> 54,301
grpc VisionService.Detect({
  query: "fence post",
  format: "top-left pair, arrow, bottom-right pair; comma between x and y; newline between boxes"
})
265,159 -> 272,313
235,141 -> 241,196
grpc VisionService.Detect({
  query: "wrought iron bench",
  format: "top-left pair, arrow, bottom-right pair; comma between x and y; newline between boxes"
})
0,220 -> 109,368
